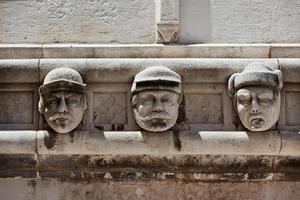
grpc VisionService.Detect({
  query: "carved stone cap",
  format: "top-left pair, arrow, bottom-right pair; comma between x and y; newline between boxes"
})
228,63 -> 283,96
39,68 -> 86,95
131,66 -> 182,95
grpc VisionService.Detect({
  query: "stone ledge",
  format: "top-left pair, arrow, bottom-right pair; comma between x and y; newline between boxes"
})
39,58 -> 278,83
0,44 -> 298,59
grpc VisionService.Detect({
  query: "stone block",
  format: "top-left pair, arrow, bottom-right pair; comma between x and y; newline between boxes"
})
209,0 -> 300,43
0,0 -> 155,44
0,131 -> 37,154
271,44 -> 300,58
279,132 -> 300,156
0,60 -> 39,83
41,44 -> 270,59
179,131 -> 281,155
37,130 -> 177,155
0,44 -> 42,59
279,59 -> 300,83
39,59 -> 278,83
0,179 -> 300,200
0,85 -> 38,130
278,83 -> 300,131
183,84 -> 234,130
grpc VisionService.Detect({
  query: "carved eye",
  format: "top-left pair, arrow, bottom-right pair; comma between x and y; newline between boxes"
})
237,95 -> 251,106
161,97 -> 171,103
49,99 -> 58,105
142,96 -> 154,103
68,98 -> 78,104
258,98 -> 273,105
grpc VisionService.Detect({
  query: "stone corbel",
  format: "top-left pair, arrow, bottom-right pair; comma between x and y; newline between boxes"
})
156,0 -> 179,44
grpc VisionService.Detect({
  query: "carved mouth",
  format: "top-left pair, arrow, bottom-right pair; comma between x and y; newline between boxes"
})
149,118 -> 167,127
55,118 -> 69,125
250,117 -> 265,129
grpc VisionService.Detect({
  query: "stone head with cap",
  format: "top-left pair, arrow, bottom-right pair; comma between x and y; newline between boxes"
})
131,66 -> 182,132
39,68 -> 87,133
228,63 -> 283,131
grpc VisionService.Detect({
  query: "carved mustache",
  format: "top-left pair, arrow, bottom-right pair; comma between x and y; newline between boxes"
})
137,112 -> 172,121
48,113 -> 72,122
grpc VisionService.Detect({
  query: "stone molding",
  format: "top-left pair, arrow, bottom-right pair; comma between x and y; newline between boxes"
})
1,44 -> 299,59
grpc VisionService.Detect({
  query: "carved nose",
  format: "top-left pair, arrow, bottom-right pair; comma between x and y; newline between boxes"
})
58,98 -> 68,113
250,99 -> 261,114
153,100 -> 163,112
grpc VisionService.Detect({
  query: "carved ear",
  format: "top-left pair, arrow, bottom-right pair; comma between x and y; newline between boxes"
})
81,95 -> 88,111
228,73 -> 237,97
131,95 -> 138,107
38,95 -> 45,114
274,70 -> 283,90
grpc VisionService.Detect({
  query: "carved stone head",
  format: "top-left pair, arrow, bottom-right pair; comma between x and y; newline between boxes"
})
131,66 -> 182,132
228,63 -> 283,131
39,68 -> 87,133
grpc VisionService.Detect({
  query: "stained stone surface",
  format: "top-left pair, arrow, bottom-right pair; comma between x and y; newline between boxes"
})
0,92 -> 33,124
93,92 -> 127,125
0,0 -> 155,44
185,94 -> 223,124
0,179 -> 300,200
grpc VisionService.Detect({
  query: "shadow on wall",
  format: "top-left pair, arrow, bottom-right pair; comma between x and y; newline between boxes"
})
179,0 -> 212,43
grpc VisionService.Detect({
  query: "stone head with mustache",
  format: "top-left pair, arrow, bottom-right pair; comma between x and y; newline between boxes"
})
228,63 -> 283,132
131,66 -> 182,132
39,68 -> 87,133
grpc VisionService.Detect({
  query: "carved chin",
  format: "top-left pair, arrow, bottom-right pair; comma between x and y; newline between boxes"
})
47,120 -> 78,134
135,118 -> 176,132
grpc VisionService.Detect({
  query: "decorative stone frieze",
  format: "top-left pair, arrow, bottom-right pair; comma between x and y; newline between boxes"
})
228,63 -> 283,131
156,0 -> 179,43
131,66 -> 182,132
38,68 -> 87,133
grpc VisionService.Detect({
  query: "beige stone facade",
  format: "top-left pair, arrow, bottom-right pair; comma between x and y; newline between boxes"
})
0,1 -> 300,199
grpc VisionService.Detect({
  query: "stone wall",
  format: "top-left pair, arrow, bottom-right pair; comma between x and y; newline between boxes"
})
1,0 -> 299,43
0,0 -> 300,199
0,44 -> 300,199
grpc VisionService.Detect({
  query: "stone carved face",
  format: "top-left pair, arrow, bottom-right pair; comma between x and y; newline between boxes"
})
39,68 -> 87,133
42,91 -> 86,133
236,86 -> 280,131
132,90 -> 180,132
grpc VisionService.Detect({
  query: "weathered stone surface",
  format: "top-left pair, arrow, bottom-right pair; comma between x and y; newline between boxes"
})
271,44 -> 300,58
0,60 -> 39,83
280,132 -> 300,156
0,179 -> 299,200
228,63 -> 282,131
131,66 -> 182,132
180,0 -> 300,43
179,131 -> 281,155
0,0 -> 155,44
39,59 -> 278,83
279,59 -> 300,83
0,131 -> 36,154
0,92 -> 33,124
37,131 -> 176,155
0,44 -> 42,59
39,68 -> 87,134
0,44 -> 271,59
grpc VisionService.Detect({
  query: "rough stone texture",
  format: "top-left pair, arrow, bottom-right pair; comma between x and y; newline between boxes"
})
0,60 -> 39,83
37,131 -> 176,155
271,44 -> 300,58
0,84 -> 38,130
39,59 -> 278,83
0,0 -> 155,44
0,179 -> 300,200
1,1 -> 299,43
0,44 -> 275,59
180,0 -> 300,43
0,131 -> 36,154
179,131 -> 281,155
